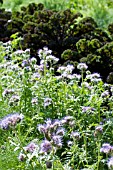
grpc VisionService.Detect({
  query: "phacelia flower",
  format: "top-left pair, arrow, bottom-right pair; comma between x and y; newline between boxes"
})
18,153 -> 26,162
24,142 -> 37,153
94,125 -> 103,136
9,95 -> 20,105
46,55 -> 59,63
52,119 -> 61,128
30,57 -> 37,65
86,73 -> 100,79
31,97 -> 38,105
101,90 -> 109,98
77,63 -> 88,71
108,157 -> 113,169
2,88 -> 14,97
38,47 -> 52,60
40,140 -> 52,153
44,97 -> 52,107
67,141 -> 73,147
21,60 -> 29,68
52,135 -> 62,148
61,116 -> 74,124
71,132 -> 80,140
56,128 -> 65,136
37,124 -> 48,134
81,106 -> 95,113
0,113 -> 24,130
100,143 -> 112,154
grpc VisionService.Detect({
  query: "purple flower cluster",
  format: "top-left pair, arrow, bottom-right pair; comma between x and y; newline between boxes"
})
37,118 -> 67,153
0,113 -> 24,130
40,140 -> 52,153
100,143 -> 113,154
24,142 -> 37,153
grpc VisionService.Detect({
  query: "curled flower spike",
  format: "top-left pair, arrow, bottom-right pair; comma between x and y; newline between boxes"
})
94,125 -> 103,136
52,135 -> 63,148
0,113 -> 24,130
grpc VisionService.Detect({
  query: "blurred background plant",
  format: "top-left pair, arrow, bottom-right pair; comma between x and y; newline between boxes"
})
67,0 -> 113,29
1,0 -> 113,29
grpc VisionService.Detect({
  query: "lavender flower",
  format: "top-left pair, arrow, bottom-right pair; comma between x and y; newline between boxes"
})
30,57 -> 37,65
108,157 -> 113,169
67,141 -> 73,147
38,47 -> 52,60
44,98 -> 52,107
46,55 -> 59,63
56,128 -> 65,136
52,119 -> 61,128
101,90 -> 109,98
37,124 -> 48,134
9,95 -> 20,105
24,142 -> 37,153
71,132 -> 80,140
31,97 -> 38,105
77,63 -> 88,70
40,140 -> 52,153
18,153 -> 26,161
94,125 -> 103,136
86,73 -> 100,79
2,89 -> 14,97
81,106 -> 95,113
0,113 -> 24,130
100,143 -> 112,154
52,135 -> 62,148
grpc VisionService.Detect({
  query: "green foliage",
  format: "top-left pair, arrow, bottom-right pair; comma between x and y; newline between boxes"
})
0,8 -> 12,42
67,0 -> 113,29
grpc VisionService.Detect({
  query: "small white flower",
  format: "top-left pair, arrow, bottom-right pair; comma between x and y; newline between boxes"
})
77,63 -> 88,70
44,98 -> 52,107
101,90 -> 109,98
30,57 -> 37,64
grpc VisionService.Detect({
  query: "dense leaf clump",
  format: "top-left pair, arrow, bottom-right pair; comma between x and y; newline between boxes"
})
0,2 -> 113,82
0,8 -> 11,41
